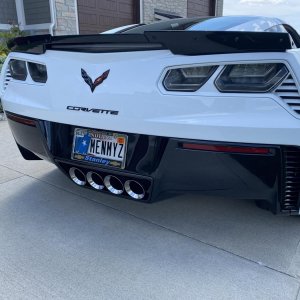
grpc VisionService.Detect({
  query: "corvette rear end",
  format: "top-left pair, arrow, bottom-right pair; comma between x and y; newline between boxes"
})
1,16 -> 300,215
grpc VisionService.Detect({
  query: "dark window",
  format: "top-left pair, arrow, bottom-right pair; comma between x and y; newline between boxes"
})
123,17 -> 208,34
23,0 -> 51,25
187,16 -> 257,31
0,0 -> 18,24
265,25 -> 286,33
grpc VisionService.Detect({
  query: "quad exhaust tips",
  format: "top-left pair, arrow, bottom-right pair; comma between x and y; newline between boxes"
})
125,180 -> 145,200
87,172 -> 104,190
68,167 -> 146,200
104,175 -> 124,195
104,176 -> 146,199
69,167 -> 86,186
86,171 -> 104,191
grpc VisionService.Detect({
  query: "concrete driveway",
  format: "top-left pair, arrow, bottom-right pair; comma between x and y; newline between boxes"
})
1,120 -> 300,299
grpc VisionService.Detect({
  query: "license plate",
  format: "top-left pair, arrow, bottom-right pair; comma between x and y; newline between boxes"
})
71,128 -> 127,169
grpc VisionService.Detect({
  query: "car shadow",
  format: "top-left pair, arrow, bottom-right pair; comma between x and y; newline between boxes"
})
2,172 -> 299,299
32,168 -> 300,275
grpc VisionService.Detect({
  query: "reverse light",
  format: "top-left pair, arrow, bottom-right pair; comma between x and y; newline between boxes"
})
163,66 -> 217,92
215,63 -> 288,93
9,59 -> 27,81
28,62 -> 47,83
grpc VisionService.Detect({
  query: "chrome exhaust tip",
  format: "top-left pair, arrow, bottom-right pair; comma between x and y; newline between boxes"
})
104,175 -> 124,195
69,167 -> 86,186
87,171 -> 104,190
124,180 -> 145,200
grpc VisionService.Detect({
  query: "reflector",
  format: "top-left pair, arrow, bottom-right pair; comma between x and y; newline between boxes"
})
182,143 -> 270,154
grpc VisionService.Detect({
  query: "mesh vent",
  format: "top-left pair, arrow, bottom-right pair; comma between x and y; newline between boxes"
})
282,147 -> 300,213
275,74 -> 300,115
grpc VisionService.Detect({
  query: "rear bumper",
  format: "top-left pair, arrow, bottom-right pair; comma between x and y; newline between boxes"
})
6,111 -> 300,215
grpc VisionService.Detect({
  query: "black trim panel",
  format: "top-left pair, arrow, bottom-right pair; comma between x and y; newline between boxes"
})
6,111 -> 297,214
57,160 -> 153,202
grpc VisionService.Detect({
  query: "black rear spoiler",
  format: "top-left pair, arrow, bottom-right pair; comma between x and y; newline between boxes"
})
8,31 -> 292,56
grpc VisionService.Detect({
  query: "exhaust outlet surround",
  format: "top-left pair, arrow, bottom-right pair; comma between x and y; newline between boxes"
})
69,167 -> 86,186
104,175 -> 124,195
124,180 -> 145,200
87,171 -> 104,190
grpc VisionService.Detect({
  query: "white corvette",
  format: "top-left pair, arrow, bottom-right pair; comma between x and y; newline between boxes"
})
1,16 -> 300,215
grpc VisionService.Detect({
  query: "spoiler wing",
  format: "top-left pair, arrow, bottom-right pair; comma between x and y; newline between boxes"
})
8,31 -> 292,56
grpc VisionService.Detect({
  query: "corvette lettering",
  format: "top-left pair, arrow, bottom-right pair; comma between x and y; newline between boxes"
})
67,106 -> 119,115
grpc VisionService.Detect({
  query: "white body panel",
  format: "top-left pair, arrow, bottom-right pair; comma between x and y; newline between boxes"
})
2,49 -> 300,145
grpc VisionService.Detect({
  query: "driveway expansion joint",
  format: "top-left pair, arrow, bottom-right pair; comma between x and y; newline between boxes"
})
6,171 -> 300,282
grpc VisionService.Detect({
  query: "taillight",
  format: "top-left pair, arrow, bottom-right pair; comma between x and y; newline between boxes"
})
9,59 -> 27,81
163,66 -> 217,92
28,62 -> 47,83
215,63 -> 288,93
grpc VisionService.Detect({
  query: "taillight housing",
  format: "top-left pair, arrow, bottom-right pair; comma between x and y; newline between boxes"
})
8,59 -> 47,83
163,66 -> 217,92
215,63 -> 288,93
9,59 -> 27,81
28,62 -> 47,83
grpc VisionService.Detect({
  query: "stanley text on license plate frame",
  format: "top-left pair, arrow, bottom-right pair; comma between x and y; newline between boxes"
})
71,128 -> 128,169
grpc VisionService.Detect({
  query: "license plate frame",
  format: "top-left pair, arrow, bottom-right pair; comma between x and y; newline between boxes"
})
71,128 -> 128,169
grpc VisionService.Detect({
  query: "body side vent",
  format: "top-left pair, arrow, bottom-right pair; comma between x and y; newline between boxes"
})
3,65 -> 11,91
275,74 -> 300,115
